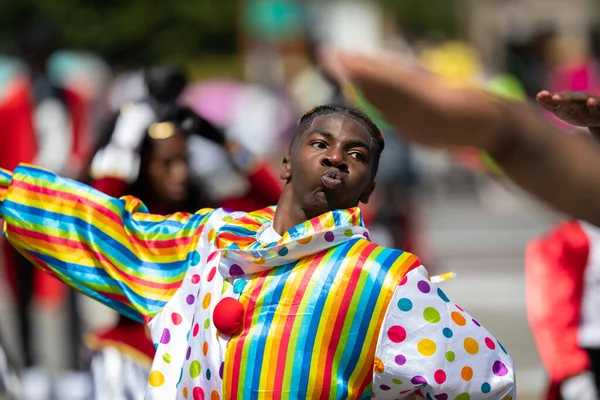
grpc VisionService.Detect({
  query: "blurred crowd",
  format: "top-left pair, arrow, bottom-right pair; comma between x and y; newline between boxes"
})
0,1 -> 599,399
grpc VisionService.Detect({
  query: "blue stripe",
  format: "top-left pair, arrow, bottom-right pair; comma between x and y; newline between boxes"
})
25,250 -> 145,321
293,240 -> 354,398
33,252 -> 168,312
338,247 -> 402,398
246,263 -> 296,398
4,201 -> 191,272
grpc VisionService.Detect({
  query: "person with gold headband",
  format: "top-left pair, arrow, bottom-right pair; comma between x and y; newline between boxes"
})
0,103 -> 514,399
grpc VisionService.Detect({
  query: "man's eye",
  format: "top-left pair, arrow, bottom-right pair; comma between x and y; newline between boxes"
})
312,142 -> 327,149
350,152 -> 365,161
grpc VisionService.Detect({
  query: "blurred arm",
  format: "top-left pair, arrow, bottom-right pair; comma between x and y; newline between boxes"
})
0,164 -> 214,322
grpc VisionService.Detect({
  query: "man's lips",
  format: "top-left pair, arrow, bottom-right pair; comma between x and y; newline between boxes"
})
321,168 -> 343,189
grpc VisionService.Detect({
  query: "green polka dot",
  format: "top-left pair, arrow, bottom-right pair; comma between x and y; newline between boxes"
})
445,351 -> 456,362
278,247 -> 289,256
455,393 -> 470,400
481,383 -> 491,393
423,307 -> 441,324
344,229 -> 353,237
204,318 -> 211,329
206,368 -> 211,380
221,280 -> 230,294
392,378 -> 403,385
163,353 -> 172,363
189,360 -> 201,378
223,216 -> 233,222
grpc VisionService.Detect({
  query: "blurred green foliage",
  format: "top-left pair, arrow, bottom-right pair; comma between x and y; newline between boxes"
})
0,0 -> 237,65
380,0 -> 458,40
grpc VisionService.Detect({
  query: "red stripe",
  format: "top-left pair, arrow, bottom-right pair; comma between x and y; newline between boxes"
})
321,243 -> 376,397
12,179 -> 197,250
230,270 -> 270,399
272,252 -> 327,396
10,226 -> 183,290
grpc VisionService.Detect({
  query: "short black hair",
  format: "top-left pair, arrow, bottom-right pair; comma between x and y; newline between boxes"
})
290,104 -> 385,176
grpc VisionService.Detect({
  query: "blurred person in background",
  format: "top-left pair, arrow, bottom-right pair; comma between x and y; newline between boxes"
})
85,67 -> 281,399
526,90 -> 600,400
0,22 -> 95,396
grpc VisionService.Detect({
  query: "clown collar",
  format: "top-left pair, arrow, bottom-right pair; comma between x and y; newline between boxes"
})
215,206 -> 370,277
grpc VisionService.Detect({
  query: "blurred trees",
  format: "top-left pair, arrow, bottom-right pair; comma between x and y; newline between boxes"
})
0,0 -> 237,66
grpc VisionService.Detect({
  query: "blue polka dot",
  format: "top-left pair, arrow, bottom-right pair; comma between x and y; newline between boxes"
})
233,279 -> 248,294
278,247 -> 289,256
426,394 -> 434,400
437,287 -> 450,302
186,330 -> 191,341
190,251 -> 201,265
443,328 -> 453,338
153,343 -> 158,349
206,368 -> 211,380
397,298 -> 413,312
481,382 -> 491,393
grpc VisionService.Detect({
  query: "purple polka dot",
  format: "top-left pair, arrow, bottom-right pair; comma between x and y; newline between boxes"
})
379,385 -> 391,391
186,346 -> 191,360
411,375 -> 427,385
324,232 -> 335,242
219,362 -> 224,379
160,328 -> 171,344
472,319 -> 481,327
434,395 -> 448,400
493,361 -> 508,376
186,295 -> 195,305
417,280 -> 431,293
363,232 -> 371,240
229,264 -> 244,276
395,354 -> 407,366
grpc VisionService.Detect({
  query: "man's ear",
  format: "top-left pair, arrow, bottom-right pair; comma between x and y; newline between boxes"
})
359,181 -> 376,204
280,156 -> 291,180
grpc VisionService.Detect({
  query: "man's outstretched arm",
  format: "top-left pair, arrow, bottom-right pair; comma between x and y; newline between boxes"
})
0,164 -> 215,321
322,52 -> 600,226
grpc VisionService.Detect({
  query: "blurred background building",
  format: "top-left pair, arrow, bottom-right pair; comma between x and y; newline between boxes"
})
0,0 -> 598,398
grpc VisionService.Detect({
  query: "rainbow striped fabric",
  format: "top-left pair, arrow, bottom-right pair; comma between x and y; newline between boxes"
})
218,209 -> 420,399
0,164 -> 214,321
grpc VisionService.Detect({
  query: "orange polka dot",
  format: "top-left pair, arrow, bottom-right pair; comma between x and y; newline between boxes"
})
203,341 -> 209,356
254,257 -> 266,265
148,370 -> 165,387
208,229 -> 216,242
461,366 -> 473,381
373,357 -> 385,373
202,293 -> 212,309
297,237 -> 312,245
183,387 -> 189,398
464,338 -> 479,354
451,311 -> 466,326
211,390 -> 220,400
501,397 -> 512,400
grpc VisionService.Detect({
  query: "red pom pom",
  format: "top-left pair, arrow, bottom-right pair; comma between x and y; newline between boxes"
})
213,297 -> 244,335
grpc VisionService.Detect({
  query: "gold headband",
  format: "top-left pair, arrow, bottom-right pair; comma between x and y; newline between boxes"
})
148,122 -> 177,140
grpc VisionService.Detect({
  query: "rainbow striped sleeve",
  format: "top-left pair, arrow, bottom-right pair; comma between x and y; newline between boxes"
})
0,164 -> 214,322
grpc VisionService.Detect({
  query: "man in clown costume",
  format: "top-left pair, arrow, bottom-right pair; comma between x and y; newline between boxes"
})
0,104 -> 514,399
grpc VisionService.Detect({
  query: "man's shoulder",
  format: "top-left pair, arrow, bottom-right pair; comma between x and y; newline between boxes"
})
350,238 -> 420,263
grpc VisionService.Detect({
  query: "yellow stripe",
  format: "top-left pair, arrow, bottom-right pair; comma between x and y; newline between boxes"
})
307,240 -> 368,399
257,260 -> 308,397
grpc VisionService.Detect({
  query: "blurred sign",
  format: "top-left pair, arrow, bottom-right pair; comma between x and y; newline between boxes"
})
243,0 -> 305,41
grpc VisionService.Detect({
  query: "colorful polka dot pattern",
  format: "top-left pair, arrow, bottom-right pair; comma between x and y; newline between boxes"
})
145,209 -> 245,399
372,266 -> 515,399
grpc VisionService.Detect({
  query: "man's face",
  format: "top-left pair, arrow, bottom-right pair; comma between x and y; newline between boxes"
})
281,114 -> 376,218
